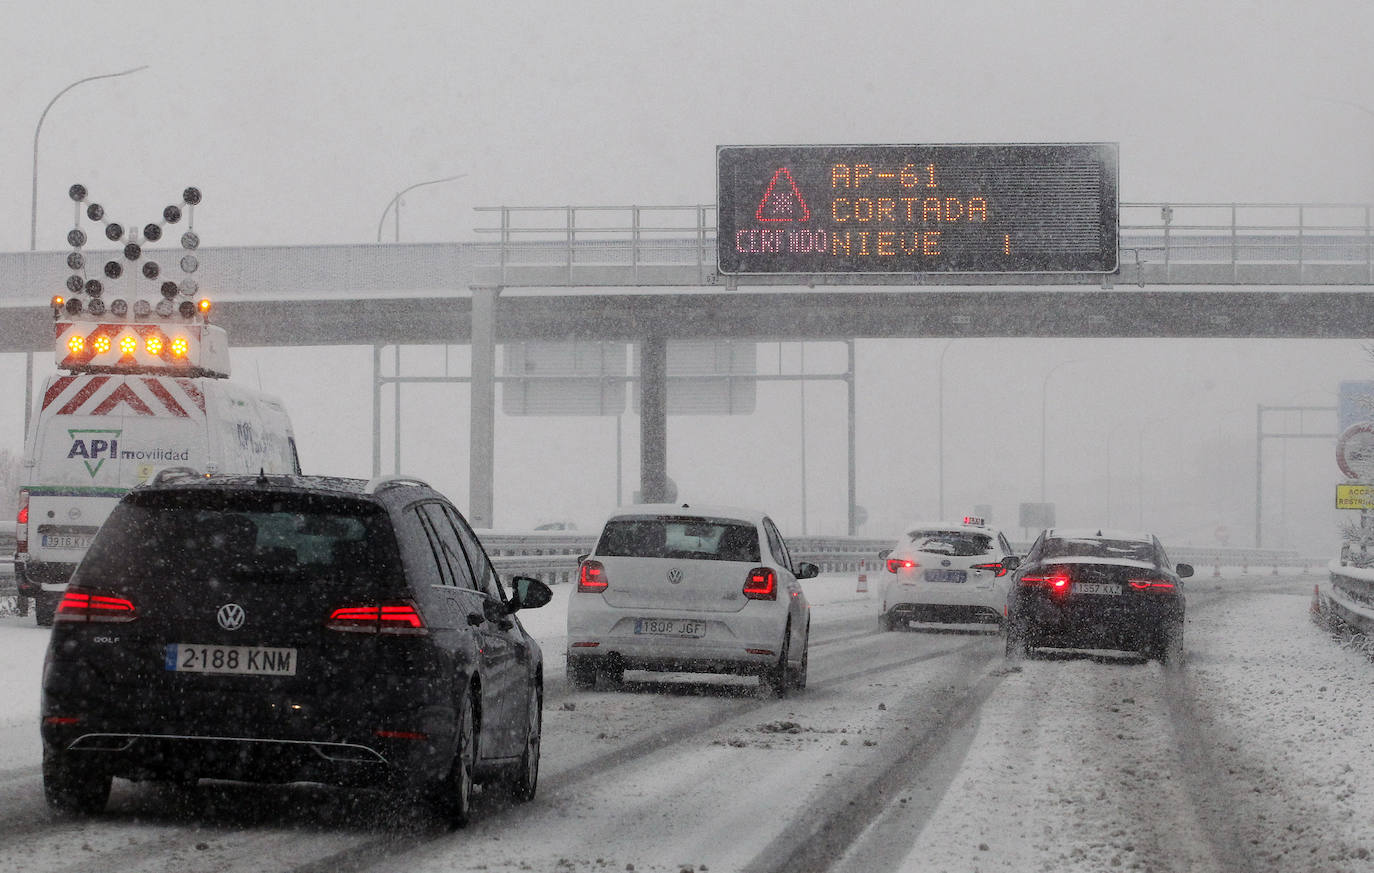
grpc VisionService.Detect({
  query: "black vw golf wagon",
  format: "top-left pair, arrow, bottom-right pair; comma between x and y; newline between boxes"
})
40,470 -> 551,826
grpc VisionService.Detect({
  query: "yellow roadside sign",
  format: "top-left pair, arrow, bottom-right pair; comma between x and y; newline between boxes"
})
1336,483 -> 1374,509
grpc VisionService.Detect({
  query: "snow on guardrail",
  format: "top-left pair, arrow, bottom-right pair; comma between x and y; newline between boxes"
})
1314,560 -> 1374,656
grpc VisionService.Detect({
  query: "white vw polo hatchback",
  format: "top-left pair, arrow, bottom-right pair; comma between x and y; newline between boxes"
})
566,504 -> 816,696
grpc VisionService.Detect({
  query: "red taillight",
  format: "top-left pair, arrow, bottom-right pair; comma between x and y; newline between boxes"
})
972,561 -> 1009,578
375,729 -> 429,740
43,716 -> 82,726
326,601 -> 428,635
1019,570 -> 1071,593
578,559 -> 608,592
15,489 -> 28,555
744,567 -> 777,600
55,588 -> 137,623
886,557 -> 918,574
1128,577 -> 1176,591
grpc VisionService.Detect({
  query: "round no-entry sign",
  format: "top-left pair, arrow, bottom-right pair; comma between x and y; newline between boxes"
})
1337,422 -> 1374,480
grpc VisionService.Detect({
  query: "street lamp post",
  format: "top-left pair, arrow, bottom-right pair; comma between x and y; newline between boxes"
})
1040,360 -> 1079,505
377,174 -> 467,242
31,66 -> 149,251
27,66 -> 148,440
937,338 -> 954,520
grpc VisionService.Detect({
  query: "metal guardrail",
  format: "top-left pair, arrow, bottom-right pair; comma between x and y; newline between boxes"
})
470,202 -> 1374,287
482,533 -> 1327,586
1318,561 -> 1374,651
0,527 -> 1331,597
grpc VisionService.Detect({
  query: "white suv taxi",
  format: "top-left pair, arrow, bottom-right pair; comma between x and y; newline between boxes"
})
878,516 -> 1018,631
566,504 -> 816,696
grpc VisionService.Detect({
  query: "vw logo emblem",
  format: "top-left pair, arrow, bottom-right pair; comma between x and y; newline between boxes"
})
666,568 -> 683,585
216,603 -> 246,631
941,559 -> 952,567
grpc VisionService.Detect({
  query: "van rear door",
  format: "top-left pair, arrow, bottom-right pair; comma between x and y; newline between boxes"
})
27,374 -> 209,565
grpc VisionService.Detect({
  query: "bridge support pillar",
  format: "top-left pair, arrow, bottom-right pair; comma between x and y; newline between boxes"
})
640,335 -> 669,503
470,286 -> 500,527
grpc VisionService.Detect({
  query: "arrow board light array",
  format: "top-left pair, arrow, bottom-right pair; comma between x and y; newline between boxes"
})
50,185 -> 228,377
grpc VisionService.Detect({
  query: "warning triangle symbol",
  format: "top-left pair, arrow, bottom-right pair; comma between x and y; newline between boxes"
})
755,168 -> 810,222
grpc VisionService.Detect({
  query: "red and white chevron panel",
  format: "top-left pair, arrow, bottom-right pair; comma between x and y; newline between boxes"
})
42,375 -> 208,418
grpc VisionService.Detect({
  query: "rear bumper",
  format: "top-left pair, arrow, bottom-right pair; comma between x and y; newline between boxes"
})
887,602 -> 1002,625
1010,596 -> 1183,650
563,596 -> 791,673
883,579 -> 1005,611
15,560 -> 76,597
40,719 -> 454,789
565,615 -> 785,674
567,645 -> 778,676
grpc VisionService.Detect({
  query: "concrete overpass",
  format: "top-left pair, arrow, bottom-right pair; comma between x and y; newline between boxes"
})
3,202 -> 1373,528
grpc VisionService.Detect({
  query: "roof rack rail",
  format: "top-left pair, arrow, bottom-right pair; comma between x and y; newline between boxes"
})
364,474 -> 431,495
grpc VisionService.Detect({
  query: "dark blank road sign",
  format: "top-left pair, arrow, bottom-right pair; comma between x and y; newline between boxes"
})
717,143 -> 1118,275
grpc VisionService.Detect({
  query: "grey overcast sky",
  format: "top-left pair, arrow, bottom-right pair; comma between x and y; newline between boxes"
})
4,0 -> 1374,248
4,1 -> 1374,548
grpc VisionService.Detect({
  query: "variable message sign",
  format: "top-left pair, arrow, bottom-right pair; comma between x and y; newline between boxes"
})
717,143 -> 1118,275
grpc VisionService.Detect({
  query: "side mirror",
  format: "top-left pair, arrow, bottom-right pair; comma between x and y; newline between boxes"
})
483,597 -> 509,624
1175,563 -> 1194,579
877,548 -> 892,560
1001,555 -> 1021,572
796,561 -> 820,580
508,576 -> 554,612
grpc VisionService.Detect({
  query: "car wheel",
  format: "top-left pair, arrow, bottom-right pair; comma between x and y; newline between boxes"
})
43,752 -> 111,815
1153,621 -> 1184,666
505,685 -> 541,803
1004,623 -> 1029,659
766,625 -> 791,698
34,593 -> 57,628
791,625 -> 809,691
431,689 -> 477,828
567,657 -> 596,691
597,659 -> 625,688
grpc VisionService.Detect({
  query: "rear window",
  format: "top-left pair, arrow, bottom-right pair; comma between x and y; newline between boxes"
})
1041,537 -> 1155,562
596,516 -> 760,562
76,490 -> 401,587
906,530 -> 994,557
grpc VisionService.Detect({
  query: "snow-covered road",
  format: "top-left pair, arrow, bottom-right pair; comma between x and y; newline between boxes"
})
0,570 -> 1368,873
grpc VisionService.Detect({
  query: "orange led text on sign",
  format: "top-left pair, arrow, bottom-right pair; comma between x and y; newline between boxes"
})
735,160 -> 1005,260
